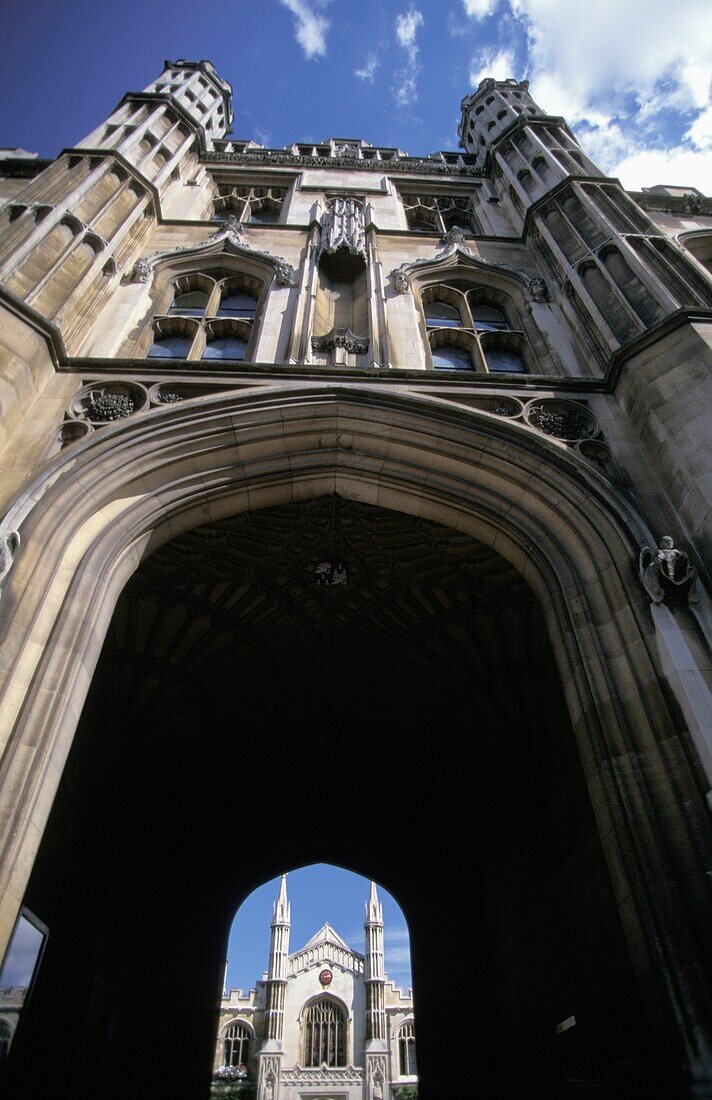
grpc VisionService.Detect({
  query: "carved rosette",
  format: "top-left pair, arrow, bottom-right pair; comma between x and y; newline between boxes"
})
67,382 -> 149,427
524,398 -> 598,443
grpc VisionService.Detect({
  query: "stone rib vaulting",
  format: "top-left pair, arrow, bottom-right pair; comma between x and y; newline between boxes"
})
0,58 -> 711,1100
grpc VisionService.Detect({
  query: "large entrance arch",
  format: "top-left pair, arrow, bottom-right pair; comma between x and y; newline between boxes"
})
0,386 -> 711,1096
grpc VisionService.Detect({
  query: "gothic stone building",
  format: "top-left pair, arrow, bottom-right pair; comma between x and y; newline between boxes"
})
214,878 -> 415,1099
0,59 -> 711,1099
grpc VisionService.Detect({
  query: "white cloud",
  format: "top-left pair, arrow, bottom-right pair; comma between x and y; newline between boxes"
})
355,52 -> 379,82
610,146 -> 712,194
686,104 -> 712,150
469,47 -> 515,89
278,0 -> 330,60
463,0 -> 497,18
490,0 -> 712,191
392,8 -> 425,107
395,8 -> 424,49
511,0 -> 712,118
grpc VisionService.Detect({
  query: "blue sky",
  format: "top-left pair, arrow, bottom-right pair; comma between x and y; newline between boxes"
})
1,0 -> 710,190
225,865 -> 412,994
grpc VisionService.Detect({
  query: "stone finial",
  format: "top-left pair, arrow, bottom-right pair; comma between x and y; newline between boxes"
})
209,214 -> 243,241
639,536 -> 697,605
440,227 -> 469,250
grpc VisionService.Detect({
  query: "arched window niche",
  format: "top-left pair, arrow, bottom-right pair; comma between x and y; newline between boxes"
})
146,268 -> 265,363
216,864 -> 416,1092
420,278 -> 529,374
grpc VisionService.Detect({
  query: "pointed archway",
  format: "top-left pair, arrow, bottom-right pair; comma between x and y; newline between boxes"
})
0,386 -> 710,1095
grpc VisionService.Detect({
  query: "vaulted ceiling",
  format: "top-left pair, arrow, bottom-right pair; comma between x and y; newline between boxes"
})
96,494 -> 557,747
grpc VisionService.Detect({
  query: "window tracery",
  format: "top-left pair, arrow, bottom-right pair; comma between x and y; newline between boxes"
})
401,193 -> 481,235
398,1021 -> 417,1076
422,283 -> 527,373
148,271 -> 262,361
223,1021 -> 251,1067
303,997 -> 346,1067
213,185 -> 287,224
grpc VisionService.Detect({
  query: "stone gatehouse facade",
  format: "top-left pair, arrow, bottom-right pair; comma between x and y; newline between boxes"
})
0,57 -> 711,1100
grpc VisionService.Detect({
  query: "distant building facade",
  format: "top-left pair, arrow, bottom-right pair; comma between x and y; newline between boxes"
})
0,58 -> 711,1099
215,878 -> 414,1099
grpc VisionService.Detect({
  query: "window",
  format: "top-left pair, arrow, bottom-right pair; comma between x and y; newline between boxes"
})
213,185 -> 287,224
424,300 -> 462,328
303,997 -> 346,1067
148,272 -> 263,362
472,304 -> 508,331
218,289 -> 258,319
148,331 -> 194,359
0,1019 -> 10,1071
223,1022 -> 250,1067
432,344 -> 474,371
0,909 -> 48,1068
202,331 -> 248,361
398,1022 -> 417,1076
422,283 -> 528,374
401,193 -> 481,235
485,345 -> 526,372
169,289 -> 209,316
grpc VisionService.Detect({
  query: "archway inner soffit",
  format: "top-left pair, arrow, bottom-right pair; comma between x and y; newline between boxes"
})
101,496 -> 555,743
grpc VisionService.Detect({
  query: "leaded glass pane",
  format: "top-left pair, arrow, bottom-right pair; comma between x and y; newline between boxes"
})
472,304 -> 508,330
169,290 -> 208,316
148,335 -> 192,359
202,337 -> 248,361
424,301 -> 461,328
486,347 -> 526,373
218,292 -> 257,318
432,345 -> 473,371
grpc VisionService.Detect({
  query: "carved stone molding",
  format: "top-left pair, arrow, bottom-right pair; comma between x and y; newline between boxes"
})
67,381 -> 149,426
129,220 -> 297,287
523,398 -> 598,442
203,149 -> 483,175
281,1064 -> 363,1085
312,328 -> 369,355
389,239 -> 548,302
639,537 -> 697,606
0,530 -> 20,598
366,1051 -> 389,1100
318,196 -> 366,261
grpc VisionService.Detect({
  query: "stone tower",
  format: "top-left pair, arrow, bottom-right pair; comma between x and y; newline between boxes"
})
0,57 -> 711,1100
364,881 -> 389,1100
257,874 -> 291,1098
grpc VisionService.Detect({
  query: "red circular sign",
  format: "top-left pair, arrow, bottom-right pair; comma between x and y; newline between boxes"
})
319,969 -> 333,986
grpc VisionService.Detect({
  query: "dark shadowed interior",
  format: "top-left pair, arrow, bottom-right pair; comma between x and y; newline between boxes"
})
5,496 -> 678,1099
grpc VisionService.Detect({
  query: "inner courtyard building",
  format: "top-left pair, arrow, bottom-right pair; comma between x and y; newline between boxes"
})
0,57 -> 710,1099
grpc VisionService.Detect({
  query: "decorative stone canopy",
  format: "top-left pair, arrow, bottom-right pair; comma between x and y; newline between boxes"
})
130,216 -> 297,286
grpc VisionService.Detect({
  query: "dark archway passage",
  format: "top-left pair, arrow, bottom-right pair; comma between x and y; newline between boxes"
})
4,496 -> 676,1098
